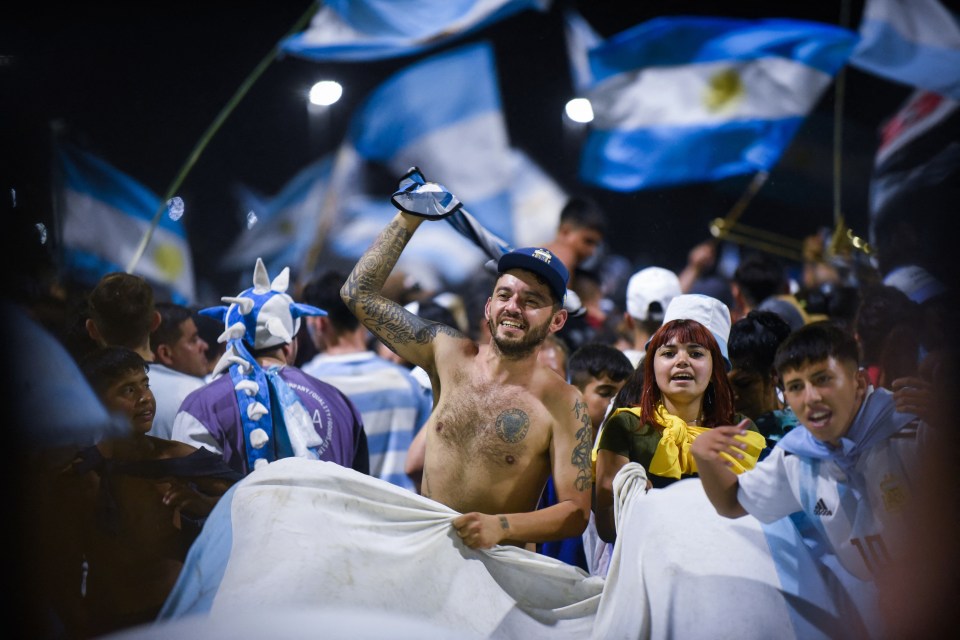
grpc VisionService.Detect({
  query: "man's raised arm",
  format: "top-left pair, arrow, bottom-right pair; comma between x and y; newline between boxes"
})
340,211 -> 462,369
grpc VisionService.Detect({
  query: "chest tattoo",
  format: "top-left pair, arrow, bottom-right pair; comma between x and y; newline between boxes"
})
495,409 -> 529,444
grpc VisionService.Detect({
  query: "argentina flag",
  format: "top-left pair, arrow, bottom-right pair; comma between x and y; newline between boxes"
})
56,143 -> 196,303
347,41 -> 515,242
222,155 -> 333,278
281,0 -> 550,62
850,0 -> 960,100
579,17 -> 857,191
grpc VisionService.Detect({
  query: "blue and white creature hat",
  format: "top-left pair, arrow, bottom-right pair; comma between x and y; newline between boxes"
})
201,258 -> 327,473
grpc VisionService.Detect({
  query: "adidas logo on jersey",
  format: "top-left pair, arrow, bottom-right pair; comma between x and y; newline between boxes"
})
813,498 -> 832,517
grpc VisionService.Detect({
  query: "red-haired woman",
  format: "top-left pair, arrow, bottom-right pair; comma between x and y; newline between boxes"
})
593,318 -> 763,543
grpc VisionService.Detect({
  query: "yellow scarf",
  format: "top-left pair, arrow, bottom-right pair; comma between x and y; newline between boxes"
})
602,405 -> 764,479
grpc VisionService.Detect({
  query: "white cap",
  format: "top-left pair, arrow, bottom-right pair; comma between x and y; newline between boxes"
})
625,267 -> 681,321
653,293 -> 732,369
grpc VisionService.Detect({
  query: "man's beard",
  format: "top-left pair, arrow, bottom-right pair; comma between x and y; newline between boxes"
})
488,315 -> 552,359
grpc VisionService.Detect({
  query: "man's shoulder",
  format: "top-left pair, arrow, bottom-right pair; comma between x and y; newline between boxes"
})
539,371 -> 583,419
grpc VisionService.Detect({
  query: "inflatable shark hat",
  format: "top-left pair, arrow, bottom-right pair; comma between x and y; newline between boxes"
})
202,258 -> 326,375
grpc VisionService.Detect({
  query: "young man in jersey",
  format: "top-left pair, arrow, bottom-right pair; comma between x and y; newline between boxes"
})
692,321 -> 924,585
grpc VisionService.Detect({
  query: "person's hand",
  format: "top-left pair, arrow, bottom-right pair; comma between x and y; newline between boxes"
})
690,421 -> 751,469
891,377 -> 933,421
160,479 -> 217,517
686,240 -> 716,273
802,231 -> 826,263
452,512 -> 507,549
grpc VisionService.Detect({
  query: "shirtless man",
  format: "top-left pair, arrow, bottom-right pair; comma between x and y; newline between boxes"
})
341,209 -> 592,550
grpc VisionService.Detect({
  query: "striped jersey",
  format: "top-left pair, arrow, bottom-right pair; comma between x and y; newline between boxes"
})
738,388 -> 924,580
303,351 -> 433,491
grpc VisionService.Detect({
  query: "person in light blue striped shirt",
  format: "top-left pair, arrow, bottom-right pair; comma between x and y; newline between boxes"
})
301,270 -> 432,491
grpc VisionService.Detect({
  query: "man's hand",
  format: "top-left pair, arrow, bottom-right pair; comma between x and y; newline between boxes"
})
690,422 -> 750,469
391,167 -> 462,220
452,512 -> 508,549
891,376 -> 935,423
690,422 -> 751,518
159,478 -> 218,517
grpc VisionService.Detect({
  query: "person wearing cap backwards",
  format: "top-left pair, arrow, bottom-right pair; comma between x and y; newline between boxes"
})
621,266 -> 682,368
171,259 -> 369,478
592,294 -> 764,543
341,205 -> 591,550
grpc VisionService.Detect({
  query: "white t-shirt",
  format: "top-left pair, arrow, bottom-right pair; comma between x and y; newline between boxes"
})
738,420 -> 924,580
147,363 -> 206,439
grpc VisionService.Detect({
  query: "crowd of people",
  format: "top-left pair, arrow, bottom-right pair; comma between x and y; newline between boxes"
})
5,185 -> 958,638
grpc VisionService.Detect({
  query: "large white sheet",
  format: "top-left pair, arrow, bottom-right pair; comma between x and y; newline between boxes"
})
136,458 -> 872,639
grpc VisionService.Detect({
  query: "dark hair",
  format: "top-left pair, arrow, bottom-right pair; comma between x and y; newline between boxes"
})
640,319 -> 736,428
79,346 -> 149,397
193,307 -> 226,365
559,195 -> 607,235
728,310 -> 793,375
774,320 -> 860,377
87,272 -> 155,348
610,365 -> 643,412
733,252 -> 787,308
854,284 -> 919,365
796,283 -> 861,329
301,269 -> 358,332
151,302 -> 194,354
567,342 -> 634,389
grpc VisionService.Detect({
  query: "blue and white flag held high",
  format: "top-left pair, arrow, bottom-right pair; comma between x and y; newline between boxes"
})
282,0 -> 550,62
579,17 -> 857,191
850,0 -> 960,100
221,155 -> 332,277
563,8 -> 604,94
56,143 -> 196,303
347,41 -> 516,243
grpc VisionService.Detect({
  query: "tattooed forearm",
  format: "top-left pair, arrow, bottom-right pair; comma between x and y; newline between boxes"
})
341,216 -> 462,345
342,218 -> 411,314
571,398 -> 592,491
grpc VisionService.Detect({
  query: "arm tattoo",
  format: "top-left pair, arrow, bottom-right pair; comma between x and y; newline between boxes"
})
571,398 -> 592,491
499,515 -> 509,530
343,219 -> 463,346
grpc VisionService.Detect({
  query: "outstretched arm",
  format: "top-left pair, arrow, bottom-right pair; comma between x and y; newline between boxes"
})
690,424 -> 750,518
340,211 -> 464,370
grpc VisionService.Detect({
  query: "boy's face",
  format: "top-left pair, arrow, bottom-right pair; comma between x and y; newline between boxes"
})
102,368 -> 156,435
579,373 -> 626,439
781,356 -> 867,447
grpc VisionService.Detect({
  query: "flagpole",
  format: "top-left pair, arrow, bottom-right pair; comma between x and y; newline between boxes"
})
125,1 -> 320,275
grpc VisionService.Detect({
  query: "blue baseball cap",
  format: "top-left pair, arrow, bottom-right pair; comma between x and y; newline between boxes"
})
497,247 -> 569,304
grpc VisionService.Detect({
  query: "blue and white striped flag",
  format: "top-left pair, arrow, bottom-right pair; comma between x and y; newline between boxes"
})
56,143 -> 196,303
851,0 -> 960,100
222,155 -> 332,277
563,8 -> 603,94
579,17 -> 857,191
282,0 -> 550,62
347,42 -> 516,241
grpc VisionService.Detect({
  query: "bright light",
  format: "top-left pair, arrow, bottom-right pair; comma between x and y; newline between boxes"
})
309,80 -> 343,106
565,98 -> 594,123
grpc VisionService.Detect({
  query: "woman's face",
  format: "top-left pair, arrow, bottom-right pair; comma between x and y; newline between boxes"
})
653,336 -> 713,405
